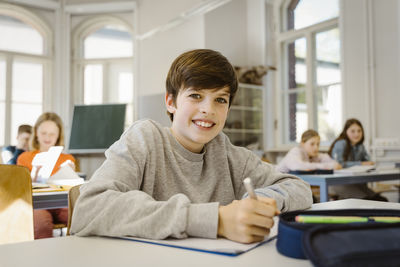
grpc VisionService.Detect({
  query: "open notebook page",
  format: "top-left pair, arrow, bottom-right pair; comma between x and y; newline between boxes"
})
117,217 -> 279,256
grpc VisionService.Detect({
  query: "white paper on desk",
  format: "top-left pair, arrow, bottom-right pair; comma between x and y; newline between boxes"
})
32,146 -> 63,181
31,182 -> 50,189
334,165 -> 376,174
47,165 -> 84,186
119,217 -> 278,256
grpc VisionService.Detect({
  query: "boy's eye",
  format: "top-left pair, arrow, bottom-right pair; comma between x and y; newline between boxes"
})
216,97 -> 228,104
189,94 -> 201,99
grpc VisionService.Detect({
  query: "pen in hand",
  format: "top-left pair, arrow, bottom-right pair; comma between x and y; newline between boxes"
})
243,177 -> 258,200
243,177 -> 280,216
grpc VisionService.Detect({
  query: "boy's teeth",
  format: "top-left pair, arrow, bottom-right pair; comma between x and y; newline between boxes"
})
195,121 -> 213,127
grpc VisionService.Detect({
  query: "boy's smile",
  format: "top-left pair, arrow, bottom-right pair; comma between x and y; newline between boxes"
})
193,119 -> 215,128
166,87 -> 230,153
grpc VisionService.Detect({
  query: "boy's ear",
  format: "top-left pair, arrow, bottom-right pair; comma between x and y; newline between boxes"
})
165,93 -> 176,114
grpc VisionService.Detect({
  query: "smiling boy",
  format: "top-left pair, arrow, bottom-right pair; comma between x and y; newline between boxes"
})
70,49 -> 312,243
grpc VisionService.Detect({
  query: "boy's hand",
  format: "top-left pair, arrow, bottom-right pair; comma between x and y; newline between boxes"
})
217,197 -> 279,244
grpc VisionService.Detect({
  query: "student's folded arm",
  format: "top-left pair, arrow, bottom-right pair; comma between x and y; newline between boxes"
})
279,147 -> 327,171
343,161 -> 362,168
282,149 -> 330,170
287,160 -> 328,171
70,129 -> 219,239
318,153 -> 337,169
240,151 -> 313,212
70,177 -> 218,239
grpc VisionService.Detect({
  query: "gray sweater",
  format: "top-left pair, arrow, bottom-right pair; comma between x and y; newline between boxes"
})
70,120 -> 312,239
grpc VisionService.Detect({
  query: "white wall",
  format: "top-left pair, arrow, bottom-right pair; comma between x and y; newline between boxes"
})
340,0 -> 400,164
372,0 -> 400,138
137,17 -> 205,97
341,0 -> 400,144
204,0 -> 247,66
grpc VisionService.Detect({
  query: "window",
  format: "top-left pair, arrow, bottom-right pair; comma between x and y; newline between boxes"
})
0,14 -> 43,54
11,61 -> 43,140
73,18 -> 134,128
277,0 -> 340,145
0,7 -> 51,147
288,0 -> 339,30
0,59 -> 5,145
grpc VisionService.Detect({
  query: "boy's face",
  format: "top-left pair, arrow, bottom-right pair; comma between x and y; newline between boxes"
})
166,86 -> 230,153
16,132 -> 31,150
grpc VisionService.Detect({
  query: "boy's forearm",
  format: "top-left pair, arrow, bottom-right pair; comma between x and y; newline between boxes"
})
70,181 -> 219,239
186,202 -> 219,238
245,160 -> 313,212
253,177 -> 313,212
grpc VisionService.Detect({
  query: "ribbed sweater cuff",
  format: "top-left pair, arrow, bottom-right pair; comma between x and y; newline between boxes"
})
186,202 -> 219,238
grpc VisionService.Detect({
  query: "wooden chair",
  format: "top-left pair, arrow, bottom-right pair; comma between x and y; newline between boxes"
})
67,184 -> 82,235
0,164 -> 34,244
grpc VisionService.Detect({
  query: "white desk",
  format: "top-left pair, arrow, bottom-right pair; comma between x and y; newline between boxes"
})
1,199 -> 399,267
298,170 -> 400,202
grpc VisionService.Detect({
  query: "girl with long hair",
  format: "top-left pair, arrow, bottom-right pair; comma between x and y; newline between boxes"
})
329,118 -> 386,201
18,112 -> 76,238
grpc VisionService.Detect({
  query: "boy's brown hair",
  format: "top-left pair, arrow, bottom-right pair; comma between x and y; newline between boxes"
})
17,124 -> 32,135
31,112 -> 65,150
165,49 -> 238,121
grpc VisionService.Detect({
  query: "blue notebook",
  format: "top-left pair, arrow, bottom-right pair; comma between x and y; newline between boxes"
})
115,218 -> 278,257
117,235 -> 276,257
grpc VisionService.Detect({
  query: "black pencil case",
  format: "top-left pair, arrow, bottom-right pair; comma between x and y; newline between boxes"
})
276,209 -> 400,267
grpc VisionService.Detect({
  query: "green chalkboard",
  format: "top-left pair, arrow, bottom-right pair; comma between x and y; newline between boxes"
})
68,104 -> 126,153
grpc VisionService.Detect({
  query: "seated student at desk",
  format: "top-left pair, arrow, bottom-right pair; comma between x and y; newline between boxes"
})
277,129 -> 341,173
18,112 -> 76,239
70,49 -> 313,244
328,118 -> 387,201
1,124 -> 32,164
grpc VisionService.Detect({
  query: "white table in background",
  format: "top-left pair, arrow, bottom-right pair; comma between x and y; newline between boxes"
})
298,170 -> 400,202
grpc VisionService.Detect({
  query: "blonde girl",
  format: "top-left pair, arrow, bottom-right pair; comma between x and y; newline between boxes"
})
18,112 -> 76,238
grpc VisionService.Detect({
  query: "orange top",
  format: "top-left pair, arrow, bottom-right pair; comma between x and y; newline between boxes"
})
17,150 -> 76,176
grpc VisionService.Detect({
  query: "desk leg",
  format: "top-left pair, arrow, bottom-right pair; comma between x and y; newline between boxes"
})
320,183 -> 329,202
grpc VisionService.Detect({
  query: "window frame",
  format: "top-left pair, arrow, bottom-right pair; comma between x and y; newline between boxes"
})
0,3 -> 52,147
274,0 -> 340,148
71,15 -> 135,128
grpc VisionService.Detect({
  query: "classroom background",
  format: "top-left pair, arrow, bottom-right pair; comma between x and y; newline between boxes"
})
1,0 -> 399,190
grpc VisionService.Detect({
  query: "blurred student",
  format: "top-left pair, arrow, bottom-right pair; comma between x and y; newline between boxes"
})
18,112 -> 76,238
1,124 -> 32,164
70,49 -> 313,244
328,118 -> 387,201
277,129 -> 341,173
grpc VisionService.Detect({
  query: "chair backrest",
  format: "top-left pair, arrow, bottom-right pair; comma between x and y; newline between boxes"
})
67,184 -> 81,235
0,164 -> 34,244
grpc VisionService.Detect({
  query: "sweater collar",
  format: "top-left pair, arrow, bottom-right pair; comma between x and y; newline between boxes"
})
166,128 -> 205,162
